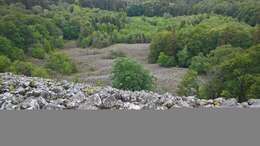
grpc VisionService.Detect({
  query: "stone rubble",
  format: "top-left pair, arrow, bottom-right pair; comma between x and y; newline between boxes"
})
0,73 -> 259,110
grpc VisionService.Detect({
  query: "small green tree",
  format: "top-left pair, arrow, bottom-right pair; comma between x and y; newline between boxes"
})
189,53 -> 210,74
10,61 -> 49,78
0,55 -> 11,72
111,57 -> 155,91
253,25 -> 260,45
247,75 -> 260,99
177,70 -> 199,96
149,31 -> 177,63
45,52 -> 77,75
32,47 -> 45,59
177,47 -> 190,67
157,52 -> 176,67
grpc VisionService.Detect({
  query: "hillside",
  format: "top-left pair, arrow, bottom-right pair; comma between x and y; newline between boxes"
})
0,1 -> 259,103
1,73 -> 260,110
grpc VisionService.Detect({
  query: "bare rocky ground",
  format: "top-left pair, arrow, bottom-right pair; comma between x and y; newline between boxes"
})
61,44 -> 187,95
1,73 -> 259,110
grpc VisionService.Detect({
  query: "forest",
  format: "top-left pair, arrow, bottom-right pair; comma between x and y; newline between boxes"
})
0,0 -> 259,102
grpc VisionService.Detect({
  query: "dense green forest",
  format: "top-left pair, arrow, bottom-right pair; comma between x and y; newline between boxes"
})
0,0 -> 259,101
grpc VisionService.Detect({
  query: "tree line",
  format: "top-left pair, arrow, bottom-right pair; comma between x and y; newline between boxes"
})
3,0 -> 259,26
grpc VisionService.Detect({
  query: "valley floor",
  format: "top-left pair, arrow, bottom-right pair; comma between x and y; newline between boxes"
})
61,44 -> 187,95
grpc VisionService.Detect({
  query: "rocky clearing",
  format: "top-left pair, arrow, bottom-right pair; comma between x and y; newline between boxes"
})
61,43 -> 187,95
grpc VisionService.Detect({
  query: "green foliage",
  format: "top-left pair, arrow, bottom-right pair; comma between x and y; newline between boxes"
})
111,57 -> 155,91
184,45 -> 260,101
218,45 -> 260,102
45,52 -> 77,75
0,36 -> 25,61
177,47 -> 190,67
253,25 -> 260,45
149,31 -> 177,63
0,55 -> 11,72
10,61 -> 49,78
157,52 -> 176,67
189,53 -> 210,74
0,6 -> 63,51
144,15 -> 254,67
79,0 -> 127,11
177,70 -> 199,96
127,4 -> 144,16
0,36 -> 12,57
177,16 -> 253,57
125,0 -> 260,26
247,75 -> 260,99
87,31 -> 112,48
31,47 -> 45,59
63,18 -> 81,40
193,0 -> 260,26
1,0 -> 260,99
4,0 -> 260,26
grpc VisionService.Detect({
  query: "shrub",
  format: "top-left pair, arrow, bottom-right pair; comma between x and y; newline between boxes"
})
10,61 -> 33,77
43,39 -> 54,53
0,55 -> 11,72
111,57 -> 155,91
0,36 -> 25,61
189,53 -> 210,74
32,47 -> 45,59
253,25 -> 260,45
0,36 -> 12,56
45,52 -> 77,75
31,66 -> 49,78
218,45 -> 260,102
177,70 -> 199,96
89,31 -> 112,48
79,37 -> 92,48
177,47 -> 191,67
247,75 -> 260,99
127,4 -> 145,16
190,45 -> 260,101
9,47 -> 25,61
157,52 -> 176,67
149,31 -> 177,63
10,61 -> 49,78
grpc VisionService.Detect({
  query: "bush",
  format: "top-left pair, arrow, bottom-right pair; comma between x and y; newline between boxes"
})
32,47 -> 45,59
127,4 -> 144,16
189,53 -> 210,74
31,66 -> 49,78
149,31 -> 177,63
0,55 -> 11,72
177,47 -> 191,67
0,36 -> 25,61
9,47 -> 25,61
157,52 -> 176,67
0,36 -> 12,57
79,37 -> 92,48
45,52 -> 77,75
247,75 -> 260,99
218,45 -> 260,102
10,61 -> 49,78
111,57 -> 155,91
177,70 -> 199,96
85,31 -> 112,48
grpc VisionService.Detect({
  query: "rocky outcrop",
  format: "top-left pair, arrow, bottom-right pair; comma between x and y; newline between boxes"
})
0,73 -> 259,110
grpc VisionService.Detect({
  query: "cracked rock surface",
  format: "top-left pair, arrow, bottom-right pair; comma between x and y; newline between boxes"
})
0,73 -> 259,110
